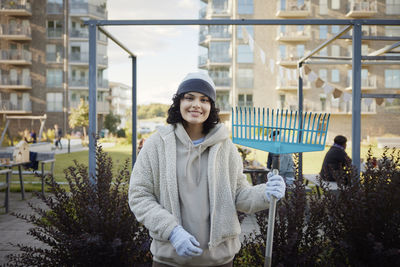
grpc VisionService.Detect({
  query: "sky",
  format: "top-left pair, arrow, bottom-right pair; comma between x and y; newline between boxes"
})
106,0 -> 201,105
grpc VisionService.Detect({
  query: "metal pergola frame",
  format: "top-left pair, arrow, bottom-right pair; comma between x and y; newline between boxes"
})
85,19 -> 400,180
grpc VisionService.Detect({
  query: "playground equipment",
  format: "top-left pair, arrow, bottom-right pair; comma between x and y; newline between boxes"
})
232,107 -> 330,267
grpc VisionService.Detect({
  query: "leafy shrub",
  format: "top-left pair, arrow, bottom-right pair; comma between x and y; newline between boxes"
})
320,147 -> 400,266
7,144 -> 152,266
235,149 -> 400,266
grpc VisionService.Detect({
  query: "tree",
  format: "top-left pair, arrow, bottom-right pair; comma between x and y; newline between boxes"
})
69,98 -> 89,140
104,112 -> 121,134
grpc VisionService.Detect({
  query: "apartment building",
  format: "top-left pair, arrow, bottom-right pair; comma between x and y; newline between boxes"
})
198,0 -> 400,141
109,81 -> 132,129
0,0 -> 108,137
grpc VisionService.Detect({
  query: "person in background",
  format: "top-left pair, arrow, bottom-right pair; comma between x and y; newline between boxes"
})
266,131 -> 295,185
129,72 -> 286,267
320,135 -> 352,182
54,124 -> 63,150
29,130 -> 37,143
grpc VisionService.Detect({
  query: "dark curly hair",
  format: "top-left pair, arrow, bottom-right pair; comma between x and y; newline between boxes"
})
166,93 -> 220,135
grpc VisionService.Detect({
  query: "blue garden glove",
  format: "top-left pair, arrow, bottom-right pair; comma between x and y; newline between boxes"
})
169,225 -> 203,257
265,172 -> 286,202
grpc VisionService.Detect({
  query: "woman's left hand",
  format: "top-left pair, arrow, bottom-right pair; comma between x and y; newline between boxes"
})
265,174 -> 286,201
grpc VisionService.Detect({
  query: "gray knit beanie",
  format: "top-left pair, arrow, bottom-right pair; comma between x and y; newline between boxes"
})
176,72 -> 216,102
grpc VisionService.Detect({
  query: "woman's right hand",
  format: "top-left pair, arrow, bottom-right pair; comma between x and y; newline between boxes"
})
169,225 -> 203,257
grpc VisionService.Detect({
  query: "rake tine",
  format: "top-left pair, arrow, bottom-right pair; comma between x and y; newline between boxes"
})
240,107 -> 243,139
262,108 -> 266,141
283,109 -> 288,143
267,108 -> 270,141
310,113 -> 317,145
288,110 -> 293,143
314,113 -> 322,145
323,114 -> 331,145
292,110 -> 297,143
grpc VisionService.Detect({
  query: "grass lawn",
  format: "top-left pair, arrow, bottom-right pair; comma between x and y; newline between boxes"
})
6,141 -> 390,193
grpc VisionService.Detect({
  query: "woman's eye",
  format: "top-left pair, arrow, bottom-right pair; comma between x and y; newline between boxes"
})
184,96 -> 193,101
201,98 -> 210,103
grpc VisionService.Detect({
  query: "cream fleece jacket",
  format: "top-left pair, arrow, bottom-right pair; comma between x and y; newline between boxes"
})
128,123 -> 270,264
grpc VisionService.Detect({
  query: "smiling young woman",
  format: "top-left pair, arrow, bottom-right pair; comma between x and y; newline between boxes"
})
128,72 -> 286,267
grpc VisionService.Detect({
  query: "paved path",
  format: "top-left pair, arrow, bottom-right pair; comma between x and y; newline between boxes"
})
0,192 -> 48,264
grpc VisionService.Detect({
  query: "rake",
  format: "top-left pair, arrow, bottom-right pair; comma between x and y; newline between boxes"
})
231,107 -> 330,267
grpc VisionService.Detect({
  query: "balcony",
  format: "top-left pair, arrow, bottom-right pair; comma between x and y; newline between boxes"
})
0,23 -> 31,40
70,29 -> 89,39
0,100 -> 31,114
70,2 -> 107,19
277,26 -> 311,42
69,100 -> 109,114
212,76 -> 231,88
47,2 -> 62,14
276,79 -> 311,90
69,79 -> 109,89
326,99 -> 376,114
0,0 -> 32,16
0,49 -> 31,65
216,100 -> 230,113
346,76 -> 377,90
0,74 -> 31,89
46,52 -> 63,63
47,28 -> 63,39
346,0 -> 377,18
199,27 -> 231,47
69,52 -> 108,67
277,53 -> 303,68
276,0 -> 310,17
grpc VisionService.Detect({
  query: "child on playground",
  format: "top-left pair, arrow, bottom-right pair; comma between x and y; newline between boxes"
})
128,72 -> 286,267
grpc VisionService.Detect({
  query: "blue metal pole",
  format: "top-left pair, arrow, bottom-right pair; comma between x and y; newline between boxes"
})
131,55 -> 137,168
88,22 -> 97,182
352,23 -> 362,175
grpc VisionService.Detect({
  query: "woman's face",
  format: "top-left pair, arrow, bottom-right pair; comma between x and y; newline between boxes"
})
180,92 -> 211,126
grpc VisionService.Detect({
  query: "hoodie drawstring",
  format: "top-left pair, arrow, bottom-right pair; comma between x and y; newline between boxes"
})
185,141 -> 203,185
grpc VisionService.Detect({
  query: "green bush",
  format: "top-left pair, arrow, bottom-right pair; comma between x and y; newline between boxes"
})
235,149 -> 400,266
7,144 -> 152,266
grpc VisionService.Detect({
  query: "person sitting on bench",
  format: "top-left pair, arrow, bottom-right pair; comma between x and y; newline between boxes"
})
320,135 -> 351,183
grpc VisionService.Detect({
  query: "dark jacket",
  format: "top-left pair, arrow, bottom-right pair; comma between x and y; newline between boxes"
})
320,145 -> 351,182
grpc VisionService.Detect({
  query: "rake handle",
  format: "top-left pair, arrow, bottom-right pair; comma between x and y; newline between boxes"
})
265,155 -> 280,267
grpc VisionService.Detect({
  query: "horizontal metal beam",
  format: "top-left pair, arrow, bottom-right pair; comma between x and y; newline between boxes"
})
87,19 -> 400,26
362,94 -> 400,99
98,26 -> 136,57
362,55 -> 400,60
305,60 -> 400,65
340,35 -> 400,41
298,25 -> 352,64
5,115 -> 47,120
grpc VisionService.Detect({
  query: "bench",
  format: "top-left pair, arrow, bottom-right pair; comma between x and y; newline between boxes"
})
0,169 -> 12,213
303,174 -> 338,198
12,158 -> 55,195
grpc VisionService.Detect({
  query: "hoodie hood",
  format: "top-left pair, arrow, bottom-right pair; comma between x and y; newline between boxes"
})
174,122 -> 229,150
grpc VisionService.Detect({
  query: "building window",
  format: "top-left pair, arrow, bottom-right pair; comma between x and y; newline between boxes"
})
209,68 -> 231,87
331,69 -> 340,83
237,45 -> 253,63
216,91 -> 230,112
46,92 -> 63,112
386,0 -> 400,15
237,25 -> 254,40
297,45 -> 305,58
46,69 -> 63,87
46,44 -> 63,63
209,42 -> 231,63
209,25 -> 231,38
319,69 -> 327,81
331,0 -> 340,9
319,25 -> 328,39
319,0 -> 328,14
279,45 -> 286,59
47,20 -> 62,38
331,25 -> 340,34
385,26 -> 400,36
238,94 -> 253,108
238,0 -> 254,14
331,45 -> 340,57
237,68 -> 254,88
47,0 -> 63,14
385,69 -> 400,88
319,47 -> 328,57
212,0 -> 229,13
279,94 -> 286,110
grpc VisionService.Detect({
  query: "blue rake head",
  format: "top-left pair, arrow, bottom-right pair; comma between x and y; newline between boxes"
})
231,107 -> 330,154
